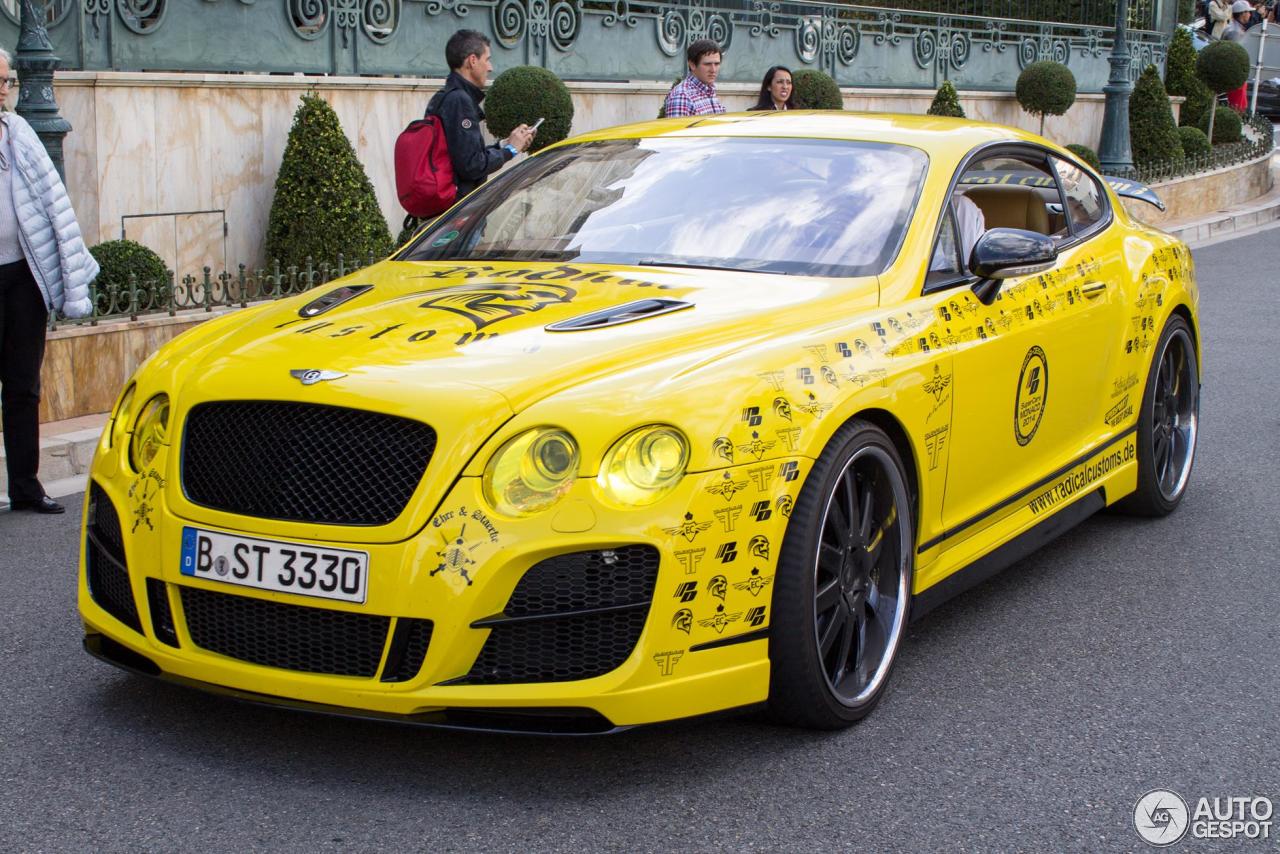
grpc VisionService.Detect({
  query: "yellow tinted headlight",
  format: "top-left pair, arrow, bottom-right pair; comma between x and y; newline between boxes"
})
484,428 -> 579,516
129,394 -> 170,471
107,383 -> 136,449
598,426 -> 689,506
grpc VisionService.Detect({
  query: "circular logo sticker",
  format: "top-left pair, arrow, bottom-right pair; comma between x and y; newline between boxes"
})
1014,345 -> 1049,446
461,118 -> 472,129
1133,789 -> 1190,847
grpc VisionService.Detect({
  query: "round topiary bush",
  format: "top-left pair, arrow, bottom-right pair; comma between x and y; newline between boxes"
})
792,69 -> 843,110
89,239 -> 172,314
1196,40 -> 1250,95
265,92 -> 392,274
485,66 -> 574,154
1066,143 -> 1102,172
1129,65 -> 1184,167
1177,125 -> 1211,158
1196,40 -> 1249,143
927,80 -> 965,118
1016,61 -> 1077,135
1199,103 -> 1243,144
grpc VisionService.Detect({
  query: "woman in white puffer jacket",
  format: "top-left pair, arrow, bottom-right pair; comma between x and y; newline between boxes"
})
1,46 -> 99,514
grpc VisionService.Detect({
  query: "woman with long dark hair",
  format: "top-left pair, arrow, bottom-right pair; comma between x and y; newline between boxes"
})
752,66 -> 795,110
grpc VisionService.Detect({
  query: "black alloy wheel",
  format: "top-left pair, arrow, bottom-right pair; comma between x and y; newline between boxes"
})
769,420 -> 914,729
1117,315 -> 1199,516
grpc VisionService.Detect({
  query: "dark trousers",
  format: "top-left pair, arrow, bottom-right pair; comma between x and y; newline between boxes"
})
0,259 -> 49,504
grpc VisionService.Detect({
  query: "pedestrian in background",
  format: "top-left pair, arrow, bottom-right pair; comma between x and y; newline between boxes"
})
1209,0 -> 1233,36
752,66 -> 795,111
663,39 -> 726,118
426,30 -> 535,202
0,47 -> 98,514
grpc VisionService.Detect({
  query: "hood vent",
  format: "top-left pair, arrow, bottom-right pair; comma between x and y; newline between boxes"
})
299,284 -> 373,317
545,298 -> 693,332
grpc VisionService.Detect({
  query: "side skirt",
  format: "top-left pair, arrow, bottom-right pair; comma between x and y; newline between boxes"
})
910,487 -> 1106,621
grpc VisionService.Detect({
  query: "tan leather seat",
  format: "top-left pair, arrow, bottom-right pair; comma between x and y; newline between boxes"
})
960,185 -> 1050,235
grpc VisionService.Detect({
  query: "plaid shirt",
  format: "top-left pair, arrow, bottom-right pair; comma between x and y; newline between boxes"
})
663,75 -> 726,118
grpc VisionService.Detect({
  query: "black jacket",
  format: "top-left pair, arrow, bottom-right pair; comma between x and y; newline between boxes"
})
426,72 -> 513,199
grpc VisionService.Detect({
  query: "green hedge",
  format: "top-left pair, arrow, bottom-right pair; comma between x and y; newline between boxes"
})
1016,61 -> 1076,135
792,69 -> 843,110
1200,104 -> 1243,144
1177,126 -> 1211,158
89,239 -> 172,314
1066,144 -> 1102,172
1164,27 -> 1213,129
485,66 -> 574,154
1129,65 -> 1184,167
1197,40 -> 1250,94
927,80 -> 965,118
265,92 -> 392,274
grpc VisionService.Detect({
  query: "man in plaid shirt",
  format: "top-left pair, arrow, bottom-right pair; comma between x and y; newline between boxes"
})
663,39 -> 726,118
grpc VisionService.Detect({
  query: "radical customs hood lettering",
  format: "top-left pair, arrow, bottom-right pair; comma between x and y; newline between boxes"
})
186,261 -> 878,411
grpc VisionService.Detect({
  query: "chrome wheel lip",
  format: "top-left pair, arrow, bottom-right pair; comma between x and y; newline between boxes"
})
809,444 -> 911,707
1152,327 -> 1198,503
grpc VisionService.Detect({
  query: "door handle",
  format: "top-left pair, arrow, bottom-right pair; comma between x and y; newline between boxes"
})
1081,282 -> 1108,299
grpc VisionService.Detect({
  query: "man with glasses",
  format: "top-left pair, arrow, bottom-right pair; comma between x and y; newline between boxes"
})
0,47 -> 99,514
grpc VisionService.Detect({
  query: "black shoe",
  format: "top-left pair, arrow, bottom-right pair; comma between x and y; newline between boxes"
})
10,496 -> 65,514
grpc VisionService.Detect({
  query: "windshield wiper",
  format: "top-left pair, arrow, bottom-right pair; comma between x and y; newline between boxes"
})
636,258 -> 779,274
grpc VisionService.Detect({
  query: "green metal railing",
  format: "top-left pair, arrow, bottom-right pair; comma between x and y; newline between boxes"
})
1132,112 -> 1275,183
53,251 -> 381,330
0,0 -> 1170,91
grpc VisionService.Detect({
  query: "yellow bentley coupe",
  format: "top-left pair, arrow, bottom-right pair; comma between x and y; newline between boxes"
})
80,113 -> 1199,732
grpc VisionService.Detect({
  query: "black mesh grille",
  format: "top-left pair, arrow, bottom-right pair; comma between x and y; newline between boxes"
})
179,585 -> 391,676
181,401 -> 436,526
85,484 -> 142,633
461,546 -> 660,684
381,618 -> 434,683
504,547 -> 662,617
146,579 -> 179,647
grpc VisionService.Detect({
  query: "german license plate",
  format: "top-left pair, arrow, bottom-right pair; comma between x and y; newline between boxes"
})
180,526 -> 368,604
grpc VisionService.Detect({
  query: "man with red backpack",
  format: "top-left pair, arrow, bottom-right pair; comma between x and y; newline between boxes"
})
429,30 -> 535,198
396,30 -> 535,232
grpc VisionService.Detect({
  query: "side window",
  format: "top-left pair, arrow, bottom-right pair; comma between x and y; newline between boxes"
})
928,204 -> 961,281
956,154 -> 1060,239
1051,157 -> 1108,236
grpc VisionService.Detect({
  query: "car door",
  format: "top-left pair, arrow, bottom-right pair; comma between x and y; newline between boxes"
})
932,146 -> 1126,545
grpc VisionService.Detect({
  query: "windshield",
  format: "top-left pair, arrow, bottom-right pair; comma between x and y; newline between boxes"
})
401,137 -> 929,277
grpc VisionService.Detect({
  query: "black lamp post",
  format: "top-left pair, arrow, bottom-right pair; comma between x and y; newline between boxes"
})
15,0 -> 71,181
1098,0 -> 1135,177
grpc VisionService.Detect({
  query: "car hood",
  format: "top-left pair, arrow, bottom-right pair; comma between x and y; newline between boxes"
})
165,260 -> 878,542
183,260 -> 878,411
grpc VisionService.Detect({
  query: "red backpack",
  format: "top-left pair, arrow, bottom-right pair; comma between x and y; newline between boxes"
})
394,115 -> 456,218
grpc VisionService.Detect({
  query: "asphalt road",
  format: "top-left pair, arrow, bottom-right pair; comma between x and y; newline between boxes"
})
3,230 -> 1278,852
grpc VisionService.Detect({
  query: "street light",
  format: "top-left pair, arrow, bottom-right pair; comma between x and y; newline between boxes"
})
15,0 -> 72,181
1098,0 -> 1135,177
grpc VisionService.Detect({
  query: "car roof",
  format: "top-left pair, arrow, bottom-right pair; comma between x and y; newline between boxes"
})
560,111 -> 1053,162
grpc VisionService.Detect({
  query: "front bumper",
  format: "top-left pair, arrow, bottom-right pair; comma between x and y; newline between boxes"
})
80,453 -> 804,728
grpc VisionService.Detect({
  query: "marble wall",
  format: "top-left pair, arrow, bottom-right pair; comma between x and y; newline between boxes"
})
39,310 -> 229,423
1122,150 -> 1275,228
49,72 -> 1114,275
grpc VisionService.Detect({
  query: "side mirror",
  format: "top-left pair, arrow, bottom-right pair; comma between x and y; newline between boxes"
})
969,228 -> 1057,304
970,228 -> 1058,279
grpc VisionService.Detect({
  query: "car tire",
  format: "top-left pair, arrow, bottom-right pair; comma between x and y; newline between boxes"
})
767,419 -> 914,729
1114,314 -> 1200,517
